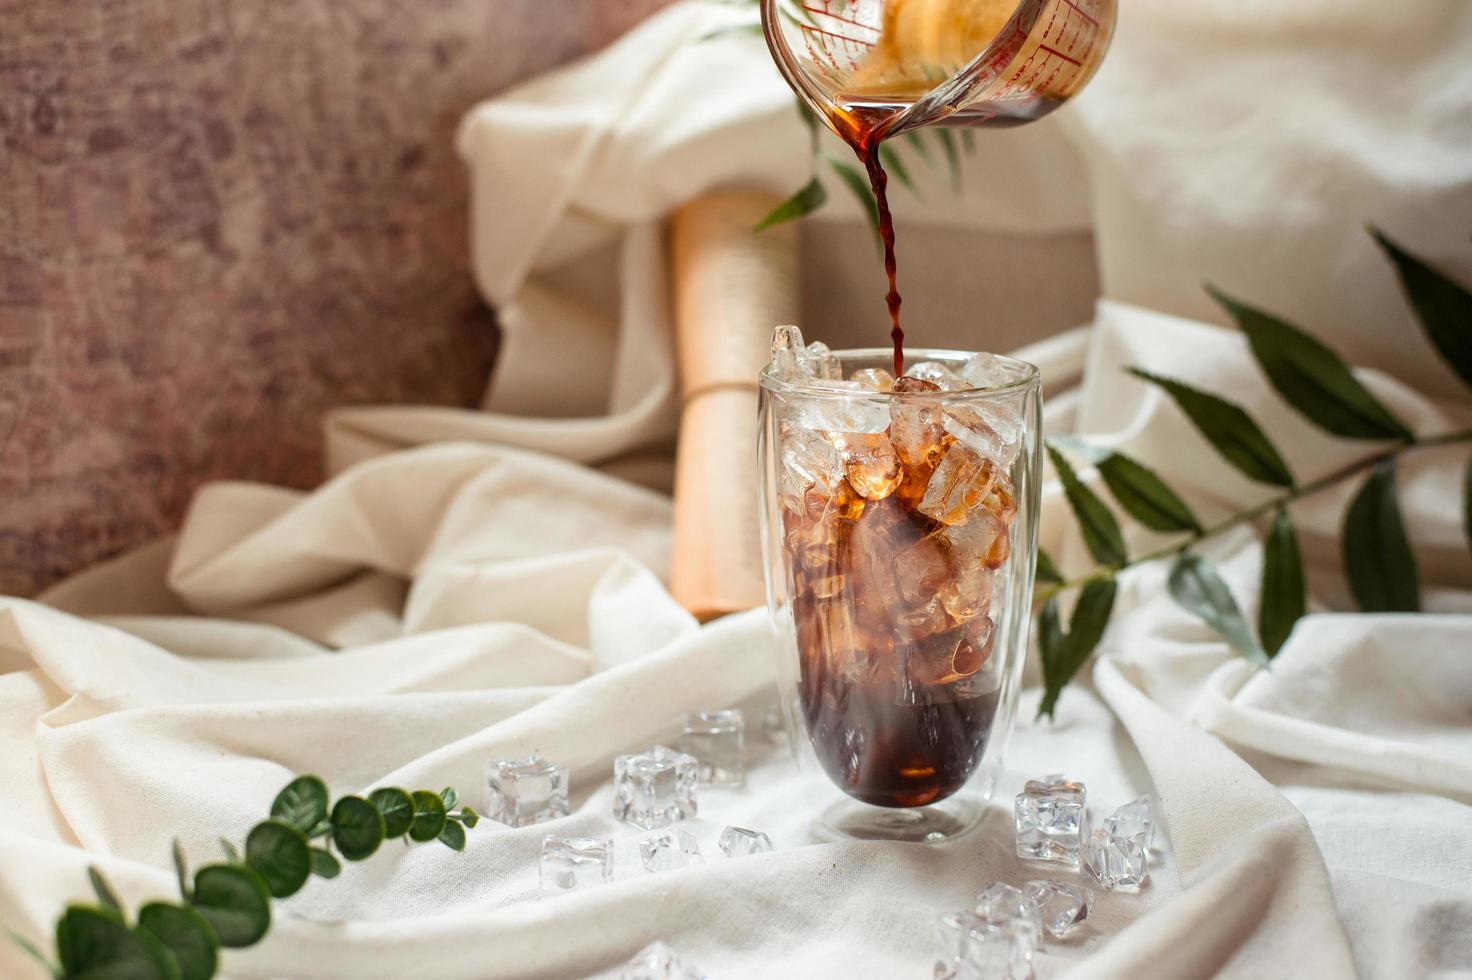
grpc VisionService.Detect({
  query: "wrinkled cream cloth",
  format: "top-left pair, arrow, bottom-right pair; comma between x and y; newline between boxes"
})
6,1 -> 1472,978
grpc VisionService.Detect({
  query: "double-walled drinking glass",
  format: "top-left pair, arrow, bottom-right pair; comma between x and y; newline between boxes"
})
758,348 -> 1041,842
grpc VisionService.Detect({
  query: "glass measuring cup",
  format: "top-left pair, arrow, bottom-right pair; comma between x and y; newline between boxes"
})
762,0 -> 1117,139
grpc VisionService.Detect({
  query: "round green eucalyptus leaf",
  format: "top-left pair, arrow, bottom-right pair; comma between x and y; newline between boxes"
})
245,819 -> 312,898
56,905 -> 179,980
270,775 -> 329,833
439,786 -> 459,810
330,796 -> 386,860
309,848 -> 341,879
437,820 -> 466,852
190,864 -> 271,948
458,806 -> 480,829
367,787 -> 415,839
408,790 -> 447,843
137,902 -> 219,980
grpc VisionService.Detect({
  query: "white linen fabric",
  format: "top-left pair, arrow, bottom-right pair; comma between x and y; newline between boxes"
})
5,2 -> 1472,979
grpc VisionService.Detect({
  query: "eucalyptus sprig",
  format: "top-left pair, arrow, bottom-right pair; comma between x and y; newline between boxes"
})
11,776 -> 478,980
1035,228 -> 1472,718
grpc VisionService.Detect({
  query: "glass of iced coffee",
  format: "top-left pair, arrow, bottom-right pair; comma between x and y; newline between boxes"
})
758,327 -> 1041,842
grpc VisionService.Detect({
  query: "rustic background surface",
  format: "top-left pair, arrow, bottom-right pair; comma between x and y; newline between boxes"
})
0,0 -> 671,595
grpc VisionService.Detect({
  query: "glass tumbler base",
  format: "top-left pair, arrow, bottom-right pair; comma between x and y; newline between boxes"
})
818,795 -> 984,844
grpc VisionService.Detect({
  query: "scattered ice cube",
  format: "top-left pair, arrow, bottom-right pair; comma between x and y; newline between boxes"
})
620,941 -> 707,980
614,745 -> 698,829
973,882 -> 1043,934
640,828 -> 703,873
719,826 -> 775,857
680,710 -> 746,786
1083,827 -> 1149,892
1023,879 -> 1093,939
539,835 -> 613,897
958,352 -> 1020,389
1101,795 -> 1155,849
485,754 -> 569,828
1016,774 -> 1087,867
850,367 -> 894,392
905,361 -> 967,390
935,909 -> 1038,980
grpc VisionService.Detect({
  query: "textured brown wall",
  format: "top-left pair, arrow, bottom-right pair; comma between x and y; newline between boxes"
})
0,0 -> 673,595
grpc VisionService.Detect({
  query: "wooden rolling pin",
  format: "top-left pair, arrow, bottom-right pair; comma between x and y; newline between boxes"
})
669,191 -> 800,621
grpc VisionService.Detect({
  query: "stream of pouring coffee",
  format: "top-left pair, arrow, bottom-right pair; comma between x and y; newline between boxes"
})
822,0 -> 1022,377
826,110 -> 906,377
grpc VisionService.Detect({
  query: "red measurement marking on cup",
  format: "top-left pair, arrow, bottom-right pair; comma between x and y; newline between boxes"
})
1059,0 -> 1099,27
802,3 -> 880,33
802,22 -> 875,76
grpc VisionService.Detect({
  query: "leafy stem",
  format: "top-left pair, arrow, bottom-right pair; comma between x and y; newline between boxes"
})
1036,425 -> 1472,605
14,777 -> 477,980
1035,227 -> 1472,719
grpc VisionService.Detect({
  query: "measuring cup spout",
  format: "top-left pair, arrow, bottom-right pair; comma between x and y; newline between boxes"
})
760,0 -> 1117,138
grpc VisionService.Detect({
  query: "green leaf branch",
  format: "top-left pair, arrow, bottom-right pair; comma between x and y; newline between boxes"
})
1036,228 -> 1472,718
13,776 -> 478,979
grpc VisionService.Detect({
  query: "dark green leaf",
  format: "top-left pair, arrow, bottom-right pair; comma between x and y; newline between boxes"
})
1097,453 -> 1202,533
189,865 -> 270,949
1129,368 -> 1295,487
88,867 -> 124,916
1168,553 -> 1267,665
1052,436 -> 1201,533
306,819 -> 332,840
1035,549 -> 1063,584
136,903 -> 218,980
878,143 -> 920,198
309,848 -> 341,879
1260,509 -> 1305,658
6,928 -> 57,978
1209,286 -> 1412,441
437,821 -> 466,852
217,839 -> 239,864
368,787 -> 415,839
1046,444 -> 1128,566
171,841 -> 190,901
825,158 -> 879,236
439,787 -> 459,810
330,796 -> 386,861
270,775 -> 329,834
457,807 -> 480,829
1037,579 -> 1117,719
935,128 -> 962,191
1343,461 -> 1420,612
244,819 -> 312,899
754,177 -> 827,232
57,905 -> 178,980
409,791 -> 448,843
1372,229 -> 1472,390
